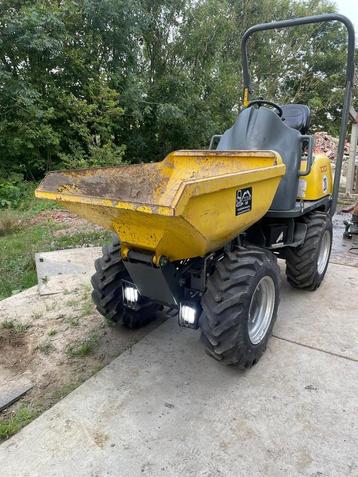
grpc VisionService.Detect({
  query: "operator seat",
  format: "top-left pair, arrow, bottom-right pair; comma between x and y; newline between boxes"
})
217,105 -> 305,211
281,104 -> 311,134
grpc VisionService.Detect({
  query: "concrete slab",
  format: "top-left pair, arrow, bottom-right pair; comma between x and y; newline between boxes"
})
35,247 -> 102,295
1,258 -> 357,476
276,262 -> 358,361
0,276 -> 89,323
0,378 -> 33,411
1,269 -> 358,476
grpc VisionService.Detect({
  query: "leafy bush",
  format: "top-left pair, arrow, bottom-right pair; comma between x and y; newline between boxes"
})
0,174 -> 26,208
0,177 -> 56,215
59,143 -> 126,169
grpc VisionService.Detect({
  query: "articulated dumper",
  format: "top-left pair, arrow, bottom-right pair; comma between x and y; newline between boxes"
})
36,14 -> 355,368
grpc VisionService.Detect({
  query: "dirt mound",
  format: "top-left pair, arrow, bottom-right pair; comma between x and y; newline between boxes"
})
0,327 -> 32,371
0,278 -> 164,441
30,209 -> 103,236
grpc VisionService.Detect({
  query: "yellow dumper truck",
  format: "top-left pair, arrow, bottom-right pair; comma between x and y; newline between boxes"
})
36,14 -> 355,368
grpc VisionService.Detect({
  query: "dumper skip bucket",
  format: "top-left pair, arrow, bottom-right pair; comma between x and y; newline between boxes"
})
36,150 -> 285,262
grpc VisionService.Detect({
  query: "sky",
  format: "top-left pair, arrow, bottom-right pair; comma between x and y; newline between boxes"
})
335,0 -> 358,35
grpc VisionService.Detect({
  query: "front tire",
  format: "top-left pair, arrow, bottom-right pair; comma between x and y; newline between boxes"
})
285,211 -> 332,291
91,237 -> 159,329
199,246 -> 280,368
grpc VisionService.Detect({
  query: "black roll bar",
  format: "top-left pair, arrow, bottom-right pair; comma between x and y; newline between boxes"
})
241,14 -> 355,215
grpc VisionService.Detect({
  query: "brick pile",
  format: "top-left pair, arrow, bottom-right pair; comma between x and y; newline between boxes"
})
314,132 -> 350,161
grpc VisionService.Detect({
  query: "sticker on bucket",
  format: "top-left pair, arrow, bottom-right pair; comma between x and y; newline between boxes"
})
235,187 -> 252,216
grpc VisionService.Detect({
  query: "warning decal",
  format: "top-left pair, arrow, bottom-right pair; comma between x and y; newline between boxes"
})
235,187 -> 252,216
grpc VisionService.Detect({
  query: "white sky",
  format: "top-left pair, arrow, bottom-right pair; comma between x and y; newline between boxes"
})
335,0 -> 358,36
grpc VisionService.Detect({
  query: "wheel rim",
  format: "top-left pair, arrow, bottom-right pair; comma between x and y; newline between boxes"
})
317,230 -> 331,275
248,276 -> 276,345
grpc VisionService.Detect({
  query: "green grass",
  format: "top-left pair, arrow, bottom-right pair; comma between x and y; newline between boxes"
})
51,381 -> 84,400
65,316 -> 80,327
0,182 -> 111,300
80,300 -> 94,317
0,200 -> 111,300
66,335 -> 99,358
0,209 -> 22,236
0,406 -> 39,440
64,286 -> 95,320
1,320 -> 16,330
36,341 -> 55,355
12,182 -> 57,218
1,320 -> 29,333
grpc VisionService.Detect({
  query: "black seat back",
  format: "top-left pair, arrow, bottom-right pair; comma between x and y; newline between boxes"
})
217,106 -> 302,211
281,104 -> 310,134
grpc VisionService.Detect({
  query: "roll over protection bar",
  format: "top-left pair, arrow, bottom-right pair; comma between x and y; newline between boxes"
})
241,14 -> 355,215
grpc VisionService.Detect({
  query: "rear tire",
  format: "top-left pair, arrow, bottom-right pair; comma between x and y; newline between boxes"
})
199,246 -> 280,368
285,211 -> 332,291
91,237 -> 158,329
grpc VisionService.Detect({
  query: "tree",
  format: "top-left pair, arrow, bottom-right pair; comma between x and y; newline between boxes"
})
0,0 -> 353,192
0,0 -> 133,178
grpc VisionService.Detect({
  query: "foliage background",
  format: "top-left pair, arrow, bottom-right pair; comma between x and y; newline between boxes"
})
0,0 -> 353,205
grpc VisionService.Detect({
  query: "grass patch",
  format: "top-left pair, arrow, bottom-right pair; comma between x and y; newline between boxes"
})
66,335 -> 98,358
0,209 -> 22,237
0,222 -> 55,300
36,341 -> 55,355
55,230 -> 111,249
80,300 -> 94,317
0,406 -> 39,440
78,284 -> 94,317
51,380 -> 85,400
65,298 -> 79,308
65,316 -> 80,327
48,329 -> 57,336
1,320 -> 16,330
82,282 -> 91,291
31,311 -> 42,320
0,182 -> 111,300
1,320 -> 29,333
66,292 -> 95,318
0,219 -> 111,300
45,301 -> 57,312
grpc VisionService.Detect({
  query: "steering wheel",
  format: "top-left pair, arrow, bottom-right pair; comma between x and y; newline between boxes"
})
247,100 -> 283,118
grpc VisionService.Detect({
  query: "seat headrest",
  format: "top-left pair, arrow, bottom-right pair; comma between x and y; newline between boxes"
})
281,104 -> 310,134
